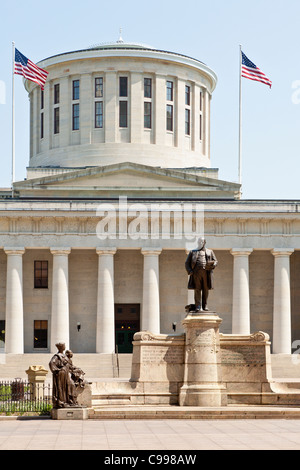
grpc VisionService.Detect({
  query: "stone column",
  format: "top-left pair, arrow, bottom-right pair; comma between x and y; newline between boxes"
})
4,248 -> 25,354
96,248 -> 116,353
272,249 -> 294,354
231,249 -> 253,334
141,248 -> 161,334
50,248 -> 71,352
179,313 -> 226,407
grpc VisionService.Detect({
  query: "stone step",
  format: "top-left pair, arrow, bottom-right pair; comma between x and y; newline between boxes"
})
88,405 -> 300,420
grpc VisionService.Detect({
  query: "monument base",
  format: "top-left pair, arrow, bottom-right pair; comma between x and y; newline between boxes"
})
51,406 -> 88,420
179,313 -> 227,407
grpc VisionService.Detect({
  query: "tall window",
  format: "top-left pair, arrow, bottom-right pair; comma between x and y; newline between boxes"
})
185,84 -> 191,136
185,85 -> 190,106
185,109 -> 190,135
166,80 -> 174,131
199,91 -> 203,141
144,102 -> 151,129
119,77 -> 128,97
72,80 -> 80,130
34,260 -> 48,288
72,79 -> 80,100
34,320 -> 48,349
95,101 -> 103,128
95,77 -> 103,98
40,89 -> 44,139
54,84 -> 60,104
53,83 -> 59,134
144,78 -> 152,98
166,81 -> 173,101
72,103 -> 80,130
54,107 -> 59,134
119,101 -> 128,127
144,78 -> 152,129
119,76 -> 128,127
166,104 -> 173,131
95,77 -> 104,128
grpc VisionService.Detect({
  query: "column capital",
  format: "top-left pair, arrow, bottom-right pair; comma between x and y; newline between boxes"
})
141,248 -> 162,256
50,247 -> 71,255
230,248 -> 253,256
4,247 -> 25,255
96,247 -> 117,256
271,248 -> 294,257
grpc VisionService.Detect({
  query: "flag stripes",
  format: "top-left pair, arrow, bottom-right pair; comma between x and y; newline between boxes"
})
241,52 -> 272,88
14,48 -> 48,89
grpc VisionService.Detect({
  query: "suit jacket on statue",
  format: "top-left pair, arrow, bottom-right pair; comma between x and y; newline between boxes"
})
185,248 -> 218,290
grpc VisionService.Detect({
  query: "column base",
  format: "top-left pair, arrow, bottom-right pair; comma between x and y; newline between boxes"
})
179,384 -> 227,407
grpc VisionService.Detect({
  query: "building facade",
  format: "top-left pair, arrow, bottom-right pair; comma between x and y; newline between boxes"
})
0,40 -> 299,359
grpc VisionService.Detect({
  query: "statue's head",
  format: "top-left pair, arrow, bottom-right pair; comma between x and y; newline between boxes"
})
65,350 -> 73,358
197,237 -> 206,250
55,342 -> 65,352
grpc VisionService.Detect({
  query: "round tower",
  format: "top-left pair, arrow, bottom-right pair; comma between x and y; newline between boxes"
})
25,40 -> 217,172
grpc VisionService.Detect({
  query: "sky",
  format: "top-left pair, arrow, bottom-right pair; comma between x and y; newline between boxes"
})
1,0 -> 300,200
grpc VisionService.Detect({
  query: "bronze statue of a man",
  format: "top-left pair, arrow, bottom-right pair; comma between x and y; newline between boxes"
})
185,237 -> 218,312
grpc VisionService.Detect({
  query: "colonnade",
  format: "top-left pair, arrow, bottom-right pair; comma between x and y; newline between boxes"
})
3,247 -> 294,355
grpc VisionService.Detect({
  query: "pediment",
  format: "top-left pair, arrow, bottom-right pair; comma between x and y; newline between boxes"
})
14,162 -> 240,199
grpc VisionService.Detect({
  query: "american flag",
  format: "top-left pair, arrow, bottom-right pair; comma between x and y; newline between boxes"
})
241,52 -> 272,88
14,48 -> 48,89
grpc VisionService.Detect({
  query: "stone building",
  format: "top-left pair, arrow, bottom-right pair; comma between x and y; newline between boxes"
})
0,39 -> 299,372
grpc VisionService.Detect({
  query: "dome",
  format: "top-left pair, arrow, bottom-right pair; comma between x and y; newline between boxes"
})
25,39 -> 217,171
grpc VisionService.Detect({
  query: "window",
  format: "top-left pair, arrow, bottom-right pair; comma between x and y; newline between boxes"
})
72,79 -> 80,100
144,78 -> 152,98
119,101 -> 128,127
166,81 -> 173,101
199,91 -> 203,140
185,109 -> 190,135
166,104 -> 173,131
95,101 -> 103,128
185,85 -> 190,106
34,320 -> 48,349
144,102 -> 151,129
72,103 -> 80,130
40,112 -> 44,139
54,107 -> 59,134
95,77 -> 103,98
40,89 -> 44,139
34,260 -> 48,288
54,84 -> 60,104
119,77 -> 128,97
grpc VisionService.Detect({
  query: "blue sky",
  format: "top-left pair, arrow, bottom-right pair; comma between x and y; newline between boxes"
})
1,0 -> 300,199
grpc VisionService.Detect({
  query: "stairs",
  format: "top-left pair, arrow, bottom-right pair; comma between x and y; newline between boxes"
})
0,353 -> 132,381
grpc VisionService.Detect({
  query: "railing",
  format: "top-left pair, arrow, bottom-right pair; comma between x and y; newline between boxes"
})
114,346 -> 120,378
0,378 -> 52,414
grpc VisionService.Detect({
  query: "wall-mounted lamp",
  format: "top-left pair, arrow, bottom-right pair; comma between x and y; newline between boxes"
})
172,322 -> 177,332
77,322 -> 81,332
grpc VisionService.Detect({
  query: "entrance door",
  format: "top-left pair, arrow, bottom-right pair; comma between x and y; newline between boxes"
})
115,304 -> 140,353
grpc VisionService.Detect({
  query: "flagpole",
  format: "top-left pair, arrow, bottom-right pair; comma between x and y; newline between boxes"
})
11,41 -> 15,195
238,44 -> 242,193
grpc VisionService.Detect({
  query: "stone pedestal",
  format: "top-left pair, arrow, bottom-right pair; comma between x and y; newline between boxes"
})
179,313 -> 227,407
51,407 -> 88,420
25,365 -> 48,400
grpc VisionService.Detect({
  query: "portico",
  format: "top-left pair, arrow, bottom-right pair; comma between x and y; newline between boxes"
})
1,236 -> 298,356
